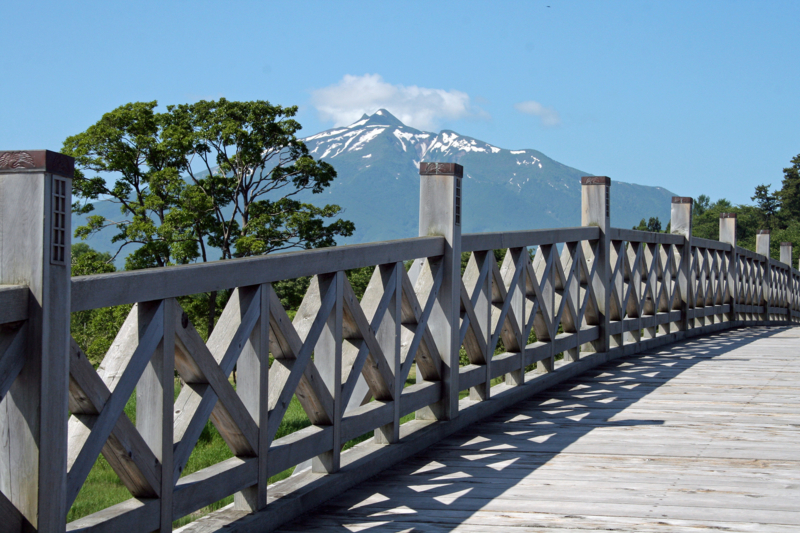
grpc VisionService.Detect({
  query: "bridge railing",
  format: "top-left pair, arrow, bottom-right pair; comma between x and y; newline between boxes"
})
0,152 -> 798,533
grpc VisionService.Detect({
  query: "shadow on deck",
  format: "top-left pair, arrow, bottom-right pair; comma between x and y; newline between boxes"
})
275,326 -> 800,532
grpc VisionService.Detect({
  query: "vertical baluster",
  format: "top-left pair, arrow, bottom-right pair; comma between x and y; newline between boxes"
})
235,283 -> 269,510
502,247 -> 526,385
756,230 -> 771,322
375,263 -> 401,444
137,298 -> 175,531
563,242 -> 581,363
781,243 -> 793,322
608,239 -> 624,350
313,272 -> 343,473
463,251 -> 491,401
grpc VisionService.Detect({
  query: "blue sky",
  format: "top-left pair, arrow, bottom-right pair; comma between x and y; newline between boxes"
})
2,0 -> 798,206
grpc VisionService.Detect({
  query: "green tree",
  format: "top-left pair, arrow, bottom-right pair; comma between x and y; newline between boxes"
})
778,154 -> 800,219
63,99 -> 355,334
633,217 -> 662,233
751,184 -> 780,230
70,244 -> 130,367
693,194 -> 711,217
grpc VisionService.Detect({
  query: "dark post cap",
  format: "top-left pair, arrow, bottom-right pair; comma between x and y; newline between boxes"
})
0,150 -> 74,178
419,162 -> 463,178
720,213 -> 737,219
781,242 -> 792,246
581,176 -> 610,185
671,196 -> 693,204
757,229 -> 770,235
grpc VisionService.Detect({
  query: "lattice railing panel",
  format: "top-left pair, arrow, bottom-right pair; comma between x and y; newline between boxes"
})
608,229 -> 684,342
457,228 -> 603,399
61,240 -> 450,530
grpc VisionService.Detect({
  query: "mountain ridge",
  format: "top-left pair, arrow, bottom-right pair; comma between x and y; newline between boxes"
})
295,109 -> 675,243
72,109 -> 675,264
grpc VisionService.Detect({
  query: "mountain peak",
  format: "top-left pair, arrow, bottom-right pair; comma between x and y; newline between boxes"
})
351,109 -> 406,129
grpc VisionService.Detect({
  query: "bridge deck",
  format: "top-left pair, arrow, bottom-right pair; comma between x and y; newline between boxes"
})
277,327 -> 800,532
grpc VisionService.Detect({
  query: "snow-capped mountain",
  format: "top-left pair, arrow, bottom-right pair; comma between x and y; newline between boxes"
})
297,109 -> 675,244
72,109 -> 676,264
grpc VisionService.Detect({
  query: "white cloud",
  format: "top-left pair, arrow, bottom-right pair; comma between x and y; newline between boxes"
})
514,100 -> 561,127
311,74 -> 485,130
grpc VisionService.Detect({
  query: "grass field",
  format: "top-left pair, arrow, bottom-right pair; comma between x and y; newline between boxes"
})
68,372 -> 419,527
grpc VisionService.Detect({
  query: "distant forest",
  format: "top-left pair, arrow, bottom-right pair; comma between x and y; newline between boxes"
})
633,153 -> 800,267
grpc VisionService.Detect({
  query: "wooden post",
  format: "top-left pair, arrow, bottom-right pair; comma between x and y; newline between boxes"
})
417,162 -> 461,421
0,150 -> 72,531
756,230 -> 771,322
756,230 -> 770,257
719,214 -> 737,322
781,242 -> 793,266
671,197 -> 692,336
581,176 -> 610,354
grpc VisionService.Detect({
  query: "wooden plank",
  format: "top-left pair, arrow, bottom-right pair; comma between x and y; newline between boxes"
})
266,285 -> 335,426
399,381 -> 442,417
0,489 -> 27,532
174,315 -> 258,457
68,338 -> 161,498
693,236 -> 733,252
0,285 -> 28,324
341,400 -> 393,443
311,273 -> 343,473
607,227 -> 684,246
172,287 -> 263,481
66,300 -> 164,508
340,269 -> 395,405
267,425 -> 333,478
66,498 -> 159,533
233,283 -> 270,512
136,298 -> 175,532
267,277 -> 337,443
462,227 -> 599,252
400,261 -> 442,383
71,236 -> 445,312
0,322 -> 26,400
174,457 -> 257,519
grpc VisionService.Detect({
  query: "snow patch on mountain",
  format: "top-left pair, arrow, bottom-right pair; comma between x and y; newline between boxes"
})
350,128 -> 385,151
305,128 -> 350,141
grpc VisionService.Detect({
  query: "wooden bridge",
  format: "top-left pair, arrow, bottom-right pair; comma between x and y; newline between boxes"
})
270,327 -> 800,532
0,152 -> 798,532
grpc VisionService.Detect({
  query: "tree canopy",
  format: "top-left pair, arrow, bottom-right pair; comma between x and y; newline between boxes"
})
63,99 -> 355,334
63,99 -> 354,269
633,216 -> 663,233
691,153 -> 800,266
